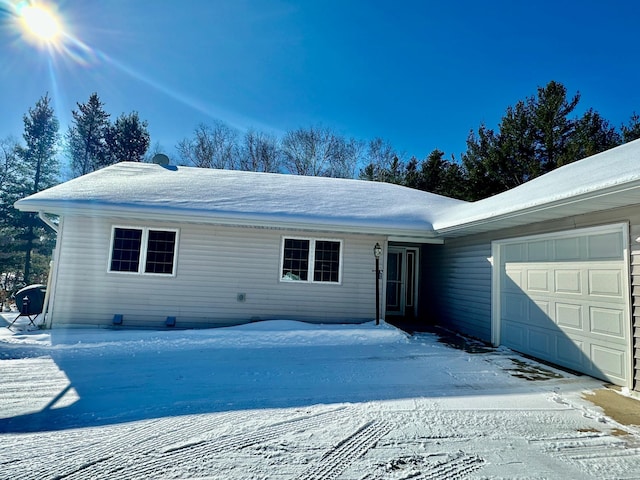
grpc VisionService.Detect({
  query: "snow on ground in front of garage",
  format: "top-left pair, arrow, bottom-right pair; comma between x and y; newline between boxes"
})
1,314 -> 640,479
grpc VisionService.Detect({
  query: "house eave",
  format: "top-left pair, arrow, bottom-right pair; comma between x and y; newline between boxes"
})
17,201 -> 440,242
434,180 -> 640,238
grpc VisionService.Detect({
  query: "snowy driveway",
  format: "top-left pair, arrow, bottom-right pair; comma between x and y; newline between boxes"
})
1,318 -> 640,479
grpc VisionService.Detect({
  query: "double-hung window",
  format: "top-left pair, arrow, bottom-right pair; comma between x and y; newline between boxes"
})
281,237 -> 342,283
109,227 -> 179,275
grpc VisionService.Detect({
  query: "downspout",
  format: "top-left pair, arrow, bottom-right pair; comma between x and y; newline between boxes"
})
38,212 -> 58,329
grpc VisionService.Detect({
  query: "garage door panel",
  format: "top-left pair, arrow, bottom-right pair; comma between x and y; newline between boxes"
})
502,321 -> 525,349
589,306 -> 626,339
504,268 -> 523,291
555,269 -> 582,294
497,224 -> 630,387
504,243 -> 526,262
556,303 -> 583,330
503,292 -> 527,320
588,231 -> 623,259
557,336 -> 585,369
528,240 -> 551,261
529,300 -> 551,328
527,327 -> 554,358
555,237 -> 581,260
588,270 -> 623,298
591,344 -> 626,381
527,270 -> 549,292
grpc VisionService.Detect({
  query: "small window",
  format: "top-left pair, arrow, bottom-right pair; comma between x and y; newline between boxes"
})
282,238 -> 309,281
314,240 -> 340,282
145,230 -> 177,274
281,237 -> 341,283
109,227 -> 178,275
110,228 -> 142,273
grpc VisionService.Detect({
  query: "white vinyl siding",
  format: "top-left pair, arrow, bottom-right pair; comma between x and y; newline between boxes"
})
48,215 -> 382,328
630,223 -> 640,390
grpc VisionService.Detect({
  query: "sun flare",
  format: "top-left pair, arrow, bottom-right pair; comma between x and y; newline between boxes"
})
17,2 -> 62,44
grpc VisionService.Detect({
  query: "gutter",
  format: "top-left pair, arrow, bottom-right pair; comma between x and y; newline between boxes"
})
38,211 -> 58,233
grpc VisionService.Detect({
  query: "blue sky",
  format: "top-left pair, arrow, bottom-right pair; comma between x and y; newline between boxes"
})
1,0 -> 639,164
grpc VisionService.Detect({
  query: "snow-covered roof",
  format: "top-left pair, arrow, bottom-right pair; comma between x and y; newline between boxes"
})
15,139 -> 640,240
433,138 -> 640,236
14,162 -> 467,240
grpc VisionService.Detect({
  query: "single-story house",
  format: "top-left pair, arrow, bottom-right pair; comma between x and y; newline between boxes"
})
14,139 -> 640,390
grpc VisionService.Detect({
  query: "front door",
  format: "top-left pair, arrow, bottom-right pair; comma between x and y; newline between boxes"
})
386,247 -> 418,317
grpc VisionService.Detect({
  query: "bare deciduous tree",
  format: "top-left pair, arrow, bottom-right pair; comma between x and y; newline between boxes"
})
176,121 -> 239,169
240,129 -> 281,172
0,137 -> 19,195
281,126 -> 361,178
359,138 -> 401,183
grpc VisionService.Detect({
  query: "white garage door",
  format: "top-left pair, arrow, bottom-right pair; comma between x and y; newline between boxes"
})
493,224 -> 631,386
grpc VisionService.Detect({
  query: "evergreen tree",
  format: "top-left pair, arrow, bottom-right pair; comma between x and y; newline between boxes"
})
462,81 -> 582,199
531,81 -> 580,170
622,113 -> 640,143
460,125 -> 504,200
0,137 -> 22,289
496,101 -> 539,185
0,137 -> 20,222
404,150 -> 444,192
566,109 -> 621,160
104,111 -> 150,164
66,92 -> 110,177
439,159 -> 466,200
15,94 -> 60,284
406,149 -> 466,198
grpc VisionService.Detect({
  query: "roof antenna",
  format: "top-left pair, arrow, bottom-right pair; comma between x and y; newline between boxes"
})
151,153 -> 170,166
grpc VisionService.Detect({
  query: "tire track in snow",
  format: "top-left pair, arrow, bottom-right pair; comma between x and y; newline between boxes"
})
55,414 -> 242,480
2,411 -> 265,480
417,453 -> 485,479
58,412 -> 262,480
66,406 -> 350,479
1,431 -> 111,480
124,410 -> 250,451
536,434 -> 640,477
1,416 -> 168,480
363,452 -> 486,480
294,420 -> 392,480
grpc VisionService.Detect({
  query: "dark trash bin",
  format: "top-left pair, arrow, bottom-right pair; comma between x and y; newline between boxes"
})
15,284 -> 46,316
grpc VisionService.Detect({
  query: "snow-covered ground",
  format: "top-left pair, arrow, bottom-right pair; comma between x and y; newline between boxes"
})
1,314 -> 640,479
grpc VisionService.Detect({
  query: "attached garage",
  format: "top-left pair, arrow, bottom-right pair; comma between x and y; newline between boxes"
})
491,224 -> 632,387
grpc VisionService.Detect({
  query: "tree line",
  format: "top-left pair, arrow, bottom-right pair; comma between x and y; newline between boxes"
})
361,81 -> 640,201
0,92 -> 150,306
1,81 -> 640,307
174,81 -> 640,201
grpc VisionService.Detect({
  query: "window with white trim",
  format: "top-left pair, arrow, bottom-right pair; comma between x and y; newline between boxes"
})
109,227 -> 178,275
281,237 -> 342,283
